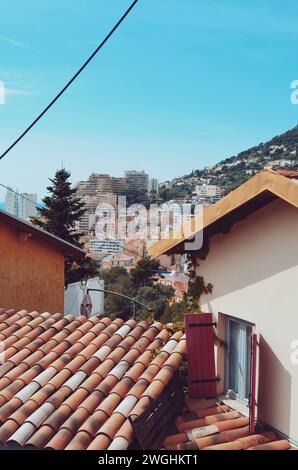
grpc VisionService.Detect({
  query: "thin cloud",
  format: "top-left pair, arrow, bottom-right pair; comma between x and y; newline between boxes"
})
0,35 -> 38,51
4,88 -> 33,96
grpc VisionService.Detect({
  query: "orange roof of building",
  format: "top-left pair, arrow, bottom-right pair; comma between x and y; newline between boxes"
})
0,308 -> 185,450
162,398 -> 293,451
0,308 -> 295,451
148,170 -> 298,259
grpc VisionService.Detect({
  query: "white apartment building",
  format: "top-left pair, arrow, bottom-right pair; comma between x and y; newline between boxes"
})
148,177 -> 159,196
5,188 -> 19,216
21,193 -> 38,220
5,188 -> 37,221
89,238 -> 123,258
195,184 -> 222,202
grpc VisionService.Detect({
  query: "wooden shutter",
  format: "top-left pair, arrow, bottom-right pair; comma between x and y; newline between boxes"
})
249,333 -> 258,433
185,313 -> 217,399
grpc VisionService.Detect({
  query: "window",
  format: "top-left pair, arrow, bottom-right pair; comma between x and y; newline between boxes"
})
225,316 -> 253,403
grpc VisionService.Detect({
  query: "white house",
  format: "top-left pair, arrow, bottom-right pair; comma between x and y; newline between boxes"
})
149,170 -> 298,445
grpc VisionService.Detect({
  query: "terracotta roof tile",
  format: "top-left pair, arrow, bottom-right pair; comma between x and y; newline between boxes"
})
79,390 -> 105,411
28,384 -> 56,407
64,429 -> 91,450
97,393 -> 121,416
0,308 -> 188,450
95,375 -> 118,397
41,405 -> 71,432
247,439 -> 291,451
203,433 -> 276,450
162,395 -> 293,452
0,419 -> 19,444
176,411 -> 241,432
25,424 -> 55,449
112,377 -> 134,399
87,433 -> 111,450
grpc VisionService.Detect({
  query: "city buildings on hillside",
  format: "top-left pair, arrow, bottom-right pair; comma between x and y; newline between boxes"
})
76,173 -> 127,197
76,171 -> 153,200
5,188 -> 38,221
76,171 -> 158,236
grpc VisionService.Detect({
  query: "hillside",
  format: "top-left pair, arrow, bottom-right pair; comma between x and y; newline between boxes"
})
160,125 -> 298,198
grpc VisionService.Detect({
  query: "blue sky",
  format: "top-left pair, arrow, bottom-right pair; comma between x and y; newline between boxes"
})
1,0 -> 298,200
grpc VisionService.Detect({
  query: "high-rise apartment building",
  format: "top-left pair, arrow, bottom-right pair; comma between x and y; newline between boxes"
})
5,188 -> 19,217
96,192 -> 118,208
20,193 -> 38,220
125,170 -> 149,193
76,174 -> 127,197
148,177 -> 159,196
109,177 -> 127,195
76,171 -> 156,236
5,188 -> 37,221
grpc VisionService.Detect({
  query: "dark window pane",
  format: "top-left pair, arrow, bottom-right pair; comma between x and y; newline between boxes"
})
245,325 -> 253,399
228,320 -> 240,394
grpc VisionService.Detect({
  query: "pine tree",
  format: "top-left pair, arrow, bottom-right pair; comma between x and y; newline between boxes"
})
31,168 -> 99,285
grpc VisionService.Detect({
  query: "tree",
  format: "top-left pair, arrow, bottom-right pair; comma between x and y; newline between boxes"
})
101,262 -> 176,321
130,255 -> 160,289
105,276 -> 136,319
161,301 -> 185,324
102,266 -> 128,286
136,285 -> 175,321
31,168 -> 99,285
102,266 -> 136,319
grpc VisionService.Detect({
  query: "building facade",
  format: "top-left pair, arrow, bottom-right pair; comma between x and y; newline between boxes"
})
125,170 -> 149,193
195,184 -> 222,203
0,210 -> 84,313
149,170 -> 298,445
89,238 -> 123,258
148,177 -> 159,196
5,188 -> 37,221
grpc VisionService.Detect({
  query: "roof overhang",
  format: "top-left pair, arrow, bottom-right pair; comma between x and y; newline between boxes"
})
148,170 -> 298,258
0,210 -> 86,257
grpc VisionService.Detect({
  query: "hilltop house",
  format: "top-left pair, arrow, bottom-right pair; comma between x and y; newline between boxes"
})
149,170 -> 298,445
0,210 -> 85,313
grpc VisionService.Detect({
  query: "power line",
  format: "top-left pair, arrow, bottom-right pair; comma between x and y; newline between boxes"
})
0,181 -> 172,271
0,0 -> 139,162
0,184 -> 140,255
0,183 -> 43,210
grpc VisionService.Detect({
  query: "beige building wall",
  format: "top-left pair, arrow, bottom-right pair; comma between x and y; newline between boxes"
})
198,198 -> 298,443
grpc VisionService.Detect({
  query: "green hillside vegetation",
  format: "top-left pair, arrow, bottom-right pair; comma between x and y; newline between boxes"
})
160,124 -> 298,198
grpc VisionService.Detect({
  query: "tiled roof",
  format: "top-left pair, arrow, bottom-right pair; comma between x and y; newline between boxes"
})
0,308 -> 186,450
162,398 -> 293,451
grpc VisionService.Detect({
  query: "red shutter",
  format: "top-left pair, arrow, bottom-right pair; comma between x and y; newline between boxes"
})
185,313 -> 217,399
249,333 -> 258,433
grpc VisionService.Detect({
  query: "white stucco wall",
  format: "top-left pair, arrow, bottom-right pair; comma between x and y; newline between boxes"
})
199,198 -> 298,443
